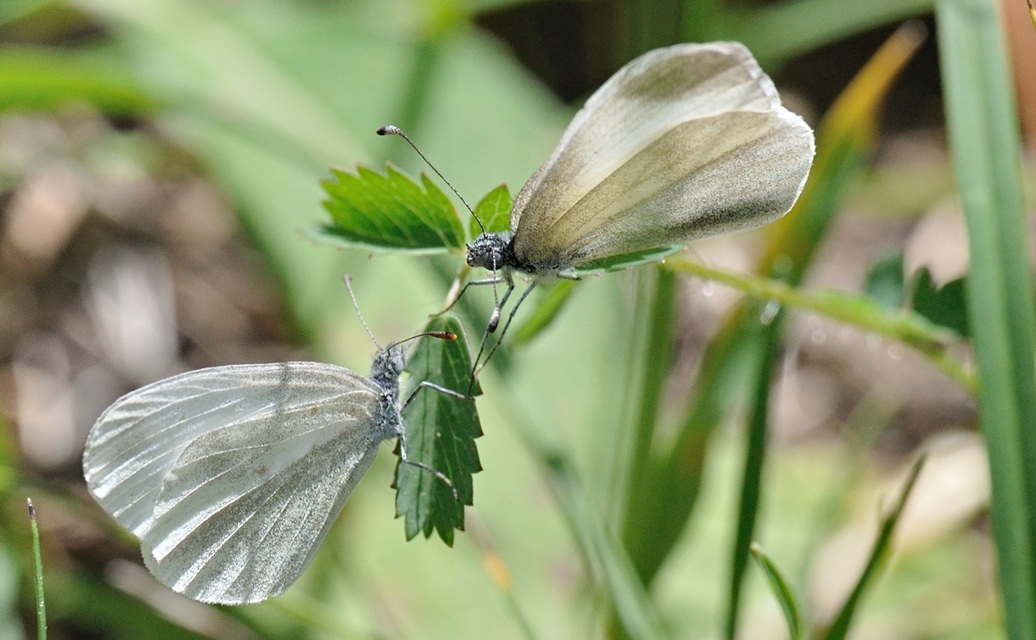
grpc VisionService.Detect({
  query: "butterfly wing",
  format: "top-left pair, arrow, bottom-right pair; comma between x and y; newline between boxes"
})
510,42 -> 814,270
83,361 -> 391,603
139,379 -> 390,604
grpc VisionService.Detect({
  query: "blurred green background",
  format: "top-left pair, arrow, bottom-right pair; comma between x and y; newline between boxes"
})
1,0 -> 1033,638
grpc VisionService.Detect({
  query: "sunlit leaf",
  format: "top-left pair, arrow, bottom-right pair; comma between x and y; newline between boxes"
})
316,164 -> 465,252
470,184 -> 511,239
0,48 -> 155,114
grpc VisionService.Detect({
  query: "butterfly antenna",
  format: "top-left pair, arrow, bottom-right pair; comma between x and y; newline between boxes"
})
343,273 -> 382,350
376,125 -> 484,233
388,330 -> 457,357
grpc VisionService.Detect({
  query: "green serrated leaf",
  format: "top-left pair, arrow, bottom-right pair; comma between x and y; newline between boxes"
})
572,245 -> 683,274
910,269 -> 969,338
395,315 -> 482,544
469,184 -> 512,239
318,163 -> 465,252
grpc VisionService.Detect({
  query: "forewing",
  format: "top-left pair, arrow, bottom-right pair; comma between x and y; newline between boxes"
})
139,384 -> 387,604
83,362 -> 380,538
537,108 -> 812,264
510,41 -> 813,268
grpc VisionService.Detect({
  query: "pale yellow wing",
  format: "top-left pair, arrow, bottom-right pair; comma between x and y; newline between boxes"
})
510,41 -> 814,270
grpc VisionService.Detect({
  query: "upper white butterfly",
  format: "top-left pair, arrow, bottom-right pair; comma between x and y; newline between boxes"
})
467,41 -> 815,276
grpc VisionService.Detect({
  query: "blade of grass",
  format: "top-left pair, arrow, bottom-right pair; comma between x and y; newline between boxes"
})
0,0 -> 50,25
28,499 -> 45,640
936,1 -> 1036,638
821,456 -> 926,640
725,26 -> 927,639
493,382 -> 667,640
749,543 -> 804,640
467,521 -> 540,640
724,306 -> 784,640
617,267 -> 677,552
544,452 -> 667,640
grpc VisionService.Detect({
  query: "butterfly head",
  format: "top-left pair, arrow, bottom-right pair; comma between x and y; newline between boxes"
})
466,232 -> 514,273
370,344 -> 406,392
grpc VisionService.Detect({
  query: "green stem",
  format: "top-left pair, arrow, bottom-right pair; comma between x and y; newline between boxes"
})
28,499 -> 46,640
724,307 -> 784,639
669,259 -> 972,392
618,268 -> 677,542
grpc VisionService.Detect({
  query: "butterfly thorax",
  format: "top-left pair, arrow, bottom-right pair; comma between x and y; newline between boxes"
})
369,346 -> 406,437
466,232 -> 519,273
468,230 -> 572,275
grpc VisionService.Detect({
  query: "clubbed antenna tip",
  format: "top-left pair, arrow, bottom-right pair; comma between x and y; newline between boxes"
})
374,124 -> 481,231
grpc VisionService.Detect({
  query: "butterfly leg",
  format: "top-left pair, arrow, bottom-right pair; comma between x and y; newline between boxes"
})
396,438 -> 459,503
486,271 -> 515,333
467,279 -> 538,392
397,380 -> 475,503
435,274 -> 506,317
402,380 -> 472,407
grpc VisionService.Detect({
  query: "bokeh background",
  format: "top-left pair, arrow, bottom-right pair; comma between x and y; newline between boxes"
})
0,0 -> 1033,638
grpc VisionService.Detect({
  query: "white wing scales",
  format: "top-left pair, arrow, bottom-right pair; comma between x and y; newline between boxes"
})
510,41 -> 814,268
83,361 -> 391,604
141,407 -> 385,603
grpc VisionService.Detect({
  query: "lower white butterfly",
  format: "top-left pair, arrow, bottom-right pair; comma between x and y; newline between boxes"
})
83,285 -> 460,604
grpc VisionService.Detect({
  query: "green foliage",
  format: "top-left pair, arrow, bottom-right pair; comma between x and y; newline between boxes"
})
865,253 -> 969,338
27,501 -> 44,640
396,315 -> 482,544
318,164 -> 465,252
510,280 -> 577,346
864,251 -> 908,309
912,270 -> 968,338
0,48 -> 154,114
937,1 -> 1036,638
821,457 -> 926,640
470,184 -> 511,237
749,544 -> 803,640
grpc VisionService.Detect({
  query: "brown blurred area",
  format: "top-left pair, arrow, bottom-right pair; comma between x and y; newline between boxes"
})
0,110 -> 306,476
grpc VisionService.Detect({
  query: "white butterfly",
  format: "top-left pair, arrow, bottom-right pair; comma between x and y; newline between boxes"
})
83,334 -> 457,604
465,41 -> 815,330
